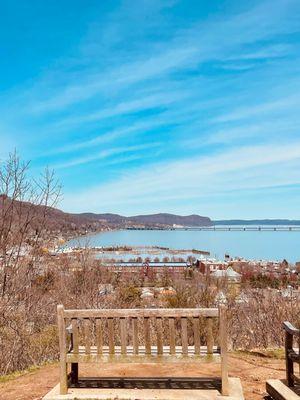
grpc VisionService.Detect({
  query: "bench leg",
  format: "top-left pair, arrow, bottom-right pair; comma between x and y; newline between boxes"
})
286,356 -> 294,387
57,305 -> 68,395
285,330 -> 294,387
60,362 -> 68,394
221,372 -> 229,396
219,306 -> 229,396
71,363 -> 79,384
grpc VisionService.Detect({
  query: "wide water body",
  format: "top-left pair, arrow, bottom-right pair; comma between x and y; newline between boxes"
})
68,229 -> 300,262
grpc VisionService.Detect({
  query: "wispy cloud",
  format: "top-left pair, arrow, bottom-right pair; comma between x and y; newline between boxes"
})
53,89 -> 188,129
51,118 -> 175,155
54,142 -> 162,169
1,0 -> 300,217
17,0 -> 300,118
215,93 -> 300,124
62,141 -> 300,213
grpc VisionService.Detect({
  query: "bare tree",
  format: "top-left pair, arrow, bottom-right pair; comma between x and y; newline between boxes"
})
0,151 -> 61,297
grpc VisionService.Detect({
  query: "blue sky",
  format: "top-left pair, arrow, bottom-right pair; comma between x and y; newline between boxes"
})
1,0 -> 300,218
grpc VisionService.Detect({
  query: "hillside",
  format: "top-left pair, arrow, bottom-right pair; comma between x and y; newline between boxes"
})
0,195 -> 108,234
0,196 -> 212,232
129,213 -> 212,226
77,212 -> 213,227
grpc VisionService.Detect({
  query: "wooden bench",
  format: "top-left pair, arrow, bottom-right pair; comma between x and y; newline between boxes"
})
57,305 -> 229,395
283,321 -> 300,387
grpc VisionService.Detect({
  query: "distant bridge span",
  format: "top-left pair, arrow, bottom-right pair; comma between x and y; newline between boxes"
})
126,226 -> 300,232
171,226 -> 300,231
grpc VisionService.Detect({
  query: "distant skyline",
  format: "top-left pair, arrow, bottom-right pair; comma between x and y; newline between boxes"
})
1,0 -> 300,219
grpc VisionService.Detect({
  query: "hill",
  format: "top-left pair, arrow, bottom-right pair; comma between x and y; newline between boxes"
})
128,213 -> 212,226
76,212 -> 212,227
0,196 -> 212,232
0,195 -> 108,235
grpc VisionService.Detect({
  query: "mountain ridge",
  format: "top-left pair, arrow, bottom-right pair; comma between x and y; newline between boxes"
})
76,212 -> 213,226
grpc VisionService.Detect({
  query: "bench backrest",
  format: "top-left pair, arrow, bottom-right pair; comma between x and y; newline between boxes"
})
58,306 -> 227,357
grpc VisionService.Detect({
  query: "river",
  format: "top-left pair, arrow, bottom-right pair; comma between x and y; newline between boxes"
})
67,228 -> 300,263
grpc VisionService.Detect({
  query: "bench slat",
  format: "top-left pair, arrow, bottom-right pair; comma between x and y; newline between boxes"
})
120,318 -> 127,355
67,345 -> 220,363
156,317 -> 163,355
132,318 -> 139,355
181,317 -> 188,355
169,318 -> 176,355
193,317 -> 200,354
207,318 -> 214,354
69,345 -> 219,354
67,346 -> 219,359
71,319 -> 79,353
67,353 -> 220,364
144,317 -> 151,355
64,308 -> 218,319
108,318 -> 115,354
84,319 -> 91,354
96,319 -> 103,355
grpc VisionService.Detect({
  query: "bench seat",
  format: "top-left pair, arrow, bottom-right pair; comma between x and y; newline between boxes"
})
67,345 -> 220,363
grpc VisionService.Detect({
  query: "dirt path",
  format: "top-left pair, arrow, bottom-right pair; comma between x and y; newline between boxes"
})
0,354 -> 286,400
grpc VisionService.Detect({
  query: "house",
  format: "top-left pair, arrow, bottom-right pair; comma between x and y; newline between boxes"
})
211,267 -> 241,282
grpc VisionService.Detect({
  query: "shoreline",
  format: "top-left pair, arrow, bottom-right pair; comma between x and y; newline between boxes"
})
59,228 -> 300,264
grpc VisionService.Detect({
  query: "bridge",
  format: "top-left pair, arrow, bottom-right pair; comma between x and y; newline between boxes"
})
126,226 -> 300,232
171,226 -> 300,231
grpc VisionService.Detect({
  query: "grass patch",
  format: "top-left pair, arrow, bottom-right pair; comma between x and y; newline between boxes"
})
0,361 -> 57,383
234,348 -> 285,359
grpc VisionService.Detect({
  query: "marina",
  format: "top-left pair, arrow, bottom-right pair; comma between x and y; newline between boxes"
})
66,227 -> 300,263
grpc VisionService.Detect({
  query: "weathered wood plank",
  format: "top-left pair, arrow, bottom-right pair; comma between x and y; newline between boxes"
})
207,318 -> 214,355
108,318 -> 115,354
71,318 -> 79,354
67,345 -> 220,363
84,319 -> 91,354
120,318 -> 127,355
57,305 -> 68,395
132,318 -> 139,355
64,308 -> 219,319
67,353 -> 220,363
181,317 -> 188,355
266,379 -> 299,400
95,319 -> 103,355
144,317 -> 151,355
156,317 -> 163,355
193,317 -> 200,354
169,318 -> 176,355
219,305 -> 229,396
285,329 -> 295,387
68,344 -> 218,355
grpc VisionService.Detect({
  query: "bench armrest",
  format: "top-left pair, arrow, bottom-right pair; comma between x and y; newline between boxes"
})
283,321 -> 299,336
